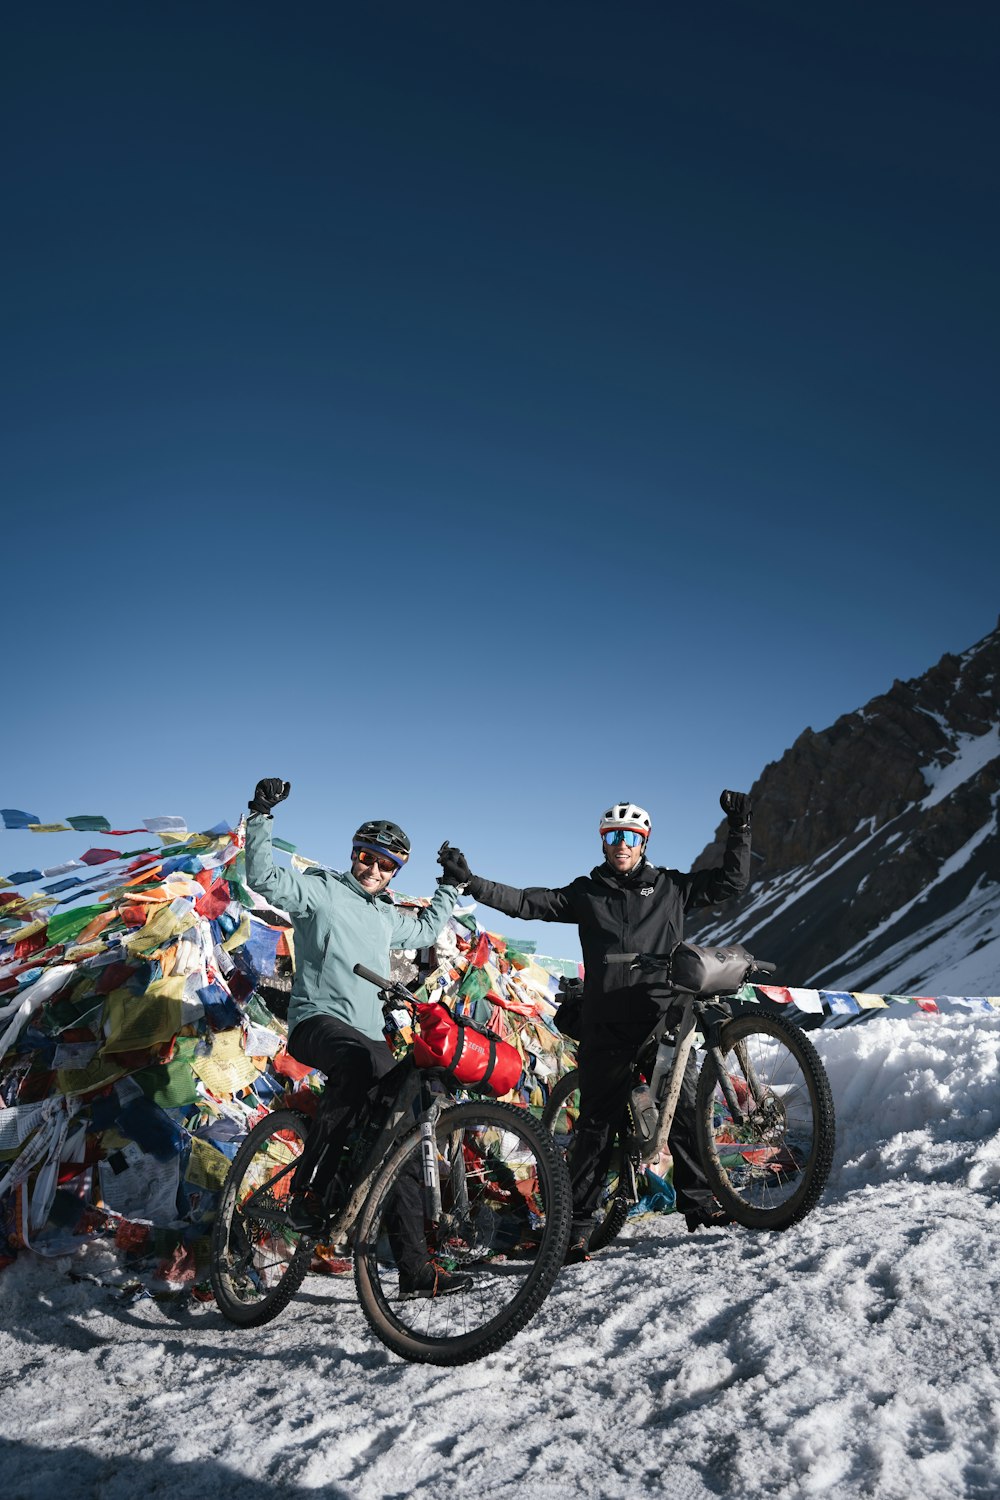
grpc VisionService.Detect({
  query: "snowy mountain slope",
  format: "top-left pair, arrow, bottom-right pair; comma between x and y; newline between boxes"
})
689,621 -> 1000,993
1,1010 -> 998,1500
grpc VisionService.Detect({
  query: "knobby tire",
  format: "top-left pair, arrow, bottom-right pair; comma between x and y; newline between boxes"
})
354,1098 -> 571,1366
541,1069 -> 633,1251
210,1107 -> 314,1327
695,1012 -> 835,1230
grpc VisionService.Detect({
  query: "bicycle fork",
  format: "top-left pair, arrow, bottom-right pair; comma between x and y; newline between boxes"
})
419,1101 -> 444,1224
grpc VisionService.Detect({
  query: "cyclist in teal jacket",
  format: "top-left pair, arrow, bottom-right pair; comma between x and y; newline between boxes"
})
245,778 -> 468,1298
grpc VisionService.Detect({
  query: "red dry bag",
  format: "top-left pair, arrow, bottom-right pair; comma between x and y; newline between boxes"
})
412,1001 -> 523,1097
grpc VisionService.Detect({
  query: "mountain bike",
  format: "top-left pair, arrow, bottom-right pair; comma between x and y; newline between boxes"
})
210,964 -> 572,1366
542,944 -> 835,1249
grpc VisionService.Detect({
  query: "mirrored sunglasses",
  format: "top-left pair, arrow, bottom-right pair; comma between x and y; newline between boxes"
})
602,829 -> 645,848
355,846 -> 401,875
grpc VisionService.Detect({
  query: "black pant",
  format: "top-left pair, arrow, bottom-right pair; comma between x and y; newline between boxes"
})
567,995 -> 716,1226
288,1015 -> 428,1277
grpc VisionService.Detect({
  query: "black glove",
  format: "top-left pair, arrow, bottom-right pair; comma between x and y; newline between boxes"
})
437,841 -> 473,887
249,778 -> 291,816
720,789 -> 751,828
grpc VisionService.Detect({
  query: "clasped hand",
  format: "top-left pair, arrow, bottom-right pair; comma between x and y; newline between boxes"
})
720,789 -> 751,827
249,778 -> 291,815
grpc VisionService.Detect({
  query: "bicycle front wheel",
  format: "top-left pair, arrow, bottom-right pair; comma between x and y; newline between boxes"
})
210,1107 -> 314,1326
542,1069 -> 633,1251
695,1013 -> 835,1230
354,1098 -> 571,1365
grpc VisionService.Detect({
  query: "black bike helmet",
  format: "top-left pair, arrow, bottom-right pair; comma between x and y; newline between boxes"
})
352,819 -> 411,862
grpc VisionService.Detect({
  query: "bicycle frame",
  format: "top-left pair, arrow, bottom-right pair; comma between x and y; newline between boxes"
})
237,1050 -> 451,1246
326,1065 -> 447,1243
545,944 -> 833,1246
641,996 -> 756,1164
214,964 -> 576,1366
601,944 -> 774,1166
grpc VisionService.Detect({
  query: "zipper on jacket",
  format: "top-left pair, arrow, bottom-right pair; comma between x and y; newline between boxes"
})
619,886 -> 631,984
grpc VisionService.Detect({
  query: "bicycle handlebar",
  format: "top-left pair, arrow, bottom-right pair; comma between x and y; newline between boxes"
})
604,951 -> 778,976
353,963 -> 422,1025
354,962 -> 399,991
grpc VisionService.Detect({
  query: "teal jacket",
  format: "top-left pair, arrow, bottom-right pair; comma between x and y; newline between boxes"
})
244,813 -> 460,1042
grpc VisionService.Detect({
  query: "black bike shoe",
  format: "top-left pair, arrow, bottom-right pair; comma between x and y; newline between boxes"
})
398,1261 -> 474,1299
563,1229 -> 592,1266
285,1192 -> 326,1236
684,1207 -> 733,1233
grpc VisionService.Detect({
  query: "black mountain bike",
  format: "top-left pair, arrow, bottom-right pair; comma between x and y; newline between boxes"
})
543,944 -> 835,1249
210,964 -> 572,1365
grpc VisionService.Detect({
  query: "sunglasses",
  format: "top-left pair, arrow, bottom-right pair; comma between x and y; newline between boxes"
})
354,846 -> 401,875
602,829 -> 645,848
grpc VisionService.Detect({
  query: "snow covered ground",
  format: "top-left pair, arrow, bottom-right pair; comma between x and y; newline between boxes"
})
2,1011 -> 998,1500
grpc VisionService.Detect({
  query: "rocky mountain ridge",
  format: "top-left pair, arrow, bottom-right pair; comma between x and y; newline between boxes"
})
688,619 -> 1000,994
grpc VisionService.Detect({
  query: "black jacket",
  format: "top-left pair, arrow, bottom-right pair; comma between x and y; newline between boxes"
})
467,825 -> 751,1014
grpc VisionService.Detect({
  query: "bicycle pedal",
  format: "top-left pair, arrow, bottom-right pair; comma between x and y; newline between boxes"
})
285,1194 -> 328,1236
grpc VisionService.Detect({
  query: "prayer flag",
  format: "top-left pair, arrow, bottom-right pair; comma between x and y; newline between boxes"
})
787,987 -> 824,1014
1,810 -> 40,830
66,815 -> 111,833
819,991 -> 861,1015
143,816 -> 187,834
79,849 -> 121,866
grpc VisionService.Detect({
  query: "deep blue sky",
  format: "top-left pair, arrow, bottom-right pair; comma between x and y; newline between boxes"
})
4,3 -> 998,958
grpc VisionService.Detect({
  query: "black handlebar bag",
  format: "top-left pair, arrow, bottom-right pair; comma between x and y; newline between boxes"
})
669,941 -> 753,996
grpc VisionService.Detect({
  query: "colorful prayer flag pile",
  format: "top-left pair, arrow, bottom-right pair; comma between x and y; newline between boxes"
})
0,811 -> 575,1294
0,818 -> 316,1288
406,909 -> 577,1108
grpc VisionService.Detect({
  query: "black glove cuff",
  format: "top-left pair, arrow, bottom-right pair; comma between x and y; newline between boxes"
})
247,800 -> 273,817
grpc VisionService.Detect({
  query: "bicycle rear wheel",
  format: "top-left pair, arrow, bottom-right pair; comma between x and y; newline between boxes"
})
210,1108 -> 314,1326
354,1098 -> 571,1365
695,1013 -> 835,1230
541,1069 -> 634,1251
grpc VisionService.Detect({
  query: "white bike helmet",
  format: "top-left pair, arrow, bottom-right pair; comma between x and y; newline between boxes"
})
599,802 -> 652,839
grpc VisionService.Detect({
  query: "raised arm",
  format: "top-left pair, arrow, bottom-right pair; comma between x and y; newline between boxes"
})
436,842 -> 578,923
243,779 -> 321,918
684,790 -> 752,911
468,874 -> 576,922
388,882 -> 462,949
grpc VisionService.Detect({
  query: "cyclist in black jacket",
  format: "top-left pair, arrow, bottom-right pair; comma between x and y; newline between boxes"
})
437,792 -> 752,1261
